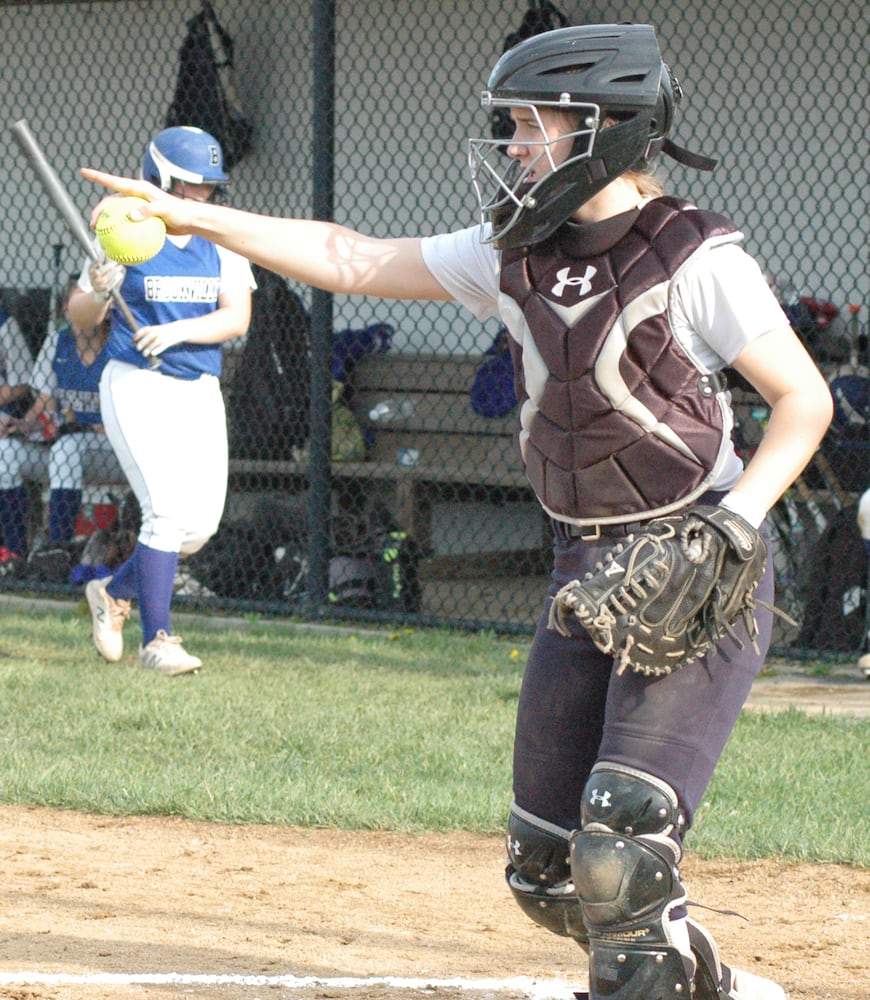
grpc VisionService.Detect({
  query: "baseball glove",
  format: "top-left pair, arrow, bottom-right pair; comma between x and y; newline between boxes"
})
547,505 -> 769,676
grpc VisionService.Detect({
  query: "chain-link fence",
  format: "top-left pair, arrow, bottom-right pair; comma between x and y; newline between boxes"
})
0,1 -> 867,657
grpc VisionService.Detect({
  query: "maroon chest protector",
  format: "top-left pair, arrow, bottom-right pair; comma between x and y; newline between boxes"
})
499,196 -> 740,524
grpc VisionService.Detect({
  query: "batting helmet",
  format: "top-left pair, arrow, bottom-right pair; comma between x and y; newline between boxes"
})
469,24 -> 713,248
141,126 -> 230,191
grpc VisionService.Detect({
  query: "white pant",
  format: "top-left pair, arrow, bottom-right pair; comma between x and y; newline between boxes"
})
99,360 -> 228,555
0,430 -> 121,491
859,488 -> 870,542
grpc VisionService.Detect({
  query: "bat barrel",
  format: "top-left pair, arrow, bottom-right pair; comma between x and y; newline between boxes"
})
11,119 -> 99,260
11,118 -> 155,363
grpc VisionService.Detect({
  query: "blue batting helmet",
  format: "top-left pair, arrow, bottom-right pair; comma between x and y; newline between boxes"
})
141,126 -> 229,190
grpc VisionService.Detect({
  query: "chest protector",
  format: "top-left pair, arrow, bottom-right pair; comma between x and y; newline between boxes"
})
499,196 -> 741,525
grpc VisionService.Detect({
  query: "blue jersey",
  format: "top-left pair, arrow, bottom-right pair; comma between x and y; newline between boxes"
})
107,235 -> 224,380
38,324 -> 110,426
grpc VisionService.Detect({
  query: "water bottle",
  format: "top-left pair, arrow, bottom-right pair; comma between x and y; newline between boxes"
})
368,398 -> 415,422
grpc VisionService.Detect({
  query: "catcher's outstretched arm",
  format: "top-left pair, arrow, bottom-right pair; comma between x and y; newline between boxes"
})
79,169 -> 453,304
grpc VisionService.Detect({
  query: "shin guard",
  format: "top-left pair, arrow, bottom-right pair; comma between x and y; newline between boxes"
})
570,830 -> 693,999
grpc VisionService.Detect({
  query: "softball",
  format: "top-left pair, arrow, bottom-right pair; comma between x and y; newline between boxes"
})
95,196 -> 166,265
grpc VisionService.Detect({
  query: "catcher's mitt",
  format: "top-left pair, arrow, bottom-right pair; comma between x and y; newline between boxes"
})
547,505 -> 770,676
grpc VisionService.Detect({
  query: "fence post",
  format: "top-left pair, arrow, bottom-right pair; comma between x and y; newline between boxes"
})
306,0 -> 336,610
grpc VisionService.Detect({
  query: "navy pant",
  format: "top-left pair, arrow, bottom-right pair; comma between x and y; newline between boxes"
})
512,519 -> 774,838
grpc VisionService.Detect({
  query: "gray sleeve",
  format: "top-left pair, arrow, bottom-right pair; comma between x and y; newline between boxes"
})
420,225 -> 502,322
671,243 -> 791,368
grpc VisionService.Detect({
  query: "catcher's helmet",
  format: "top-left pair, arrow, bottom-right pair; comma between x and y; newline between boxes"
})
469,24 -> 713,249
141,126 -> 229,191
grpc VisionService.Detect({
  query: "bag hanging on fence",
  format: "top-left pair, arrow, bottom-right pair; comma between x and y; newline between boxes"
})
228,266 -> 312,461
822,367 -> 870,493
187,494 -> 309,601
166,0 -> 253,168
330,322 -> 392,461
187,493 -> 421,612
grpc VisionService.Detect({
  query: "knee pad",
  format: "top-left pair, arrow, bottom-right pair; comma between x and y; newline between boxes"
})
505,803 -> 588,947
580,762 -> 686,862
570,764 -> 693,999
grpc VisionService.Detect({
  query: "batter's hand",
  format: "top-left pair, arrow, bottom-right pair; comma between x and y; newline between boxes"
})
133,321 -> 189,359
88,258 -> 126,303
80,169 -> 194,236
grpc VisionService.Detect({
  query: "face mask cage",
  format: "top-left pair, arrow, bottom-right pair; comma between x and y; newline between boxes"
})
468,96 -> 600,244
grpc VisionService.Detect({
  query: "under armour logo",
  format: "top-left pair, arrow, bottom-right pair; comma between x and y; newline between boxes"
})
551,265 -> 597,299
588,788 -> 611,809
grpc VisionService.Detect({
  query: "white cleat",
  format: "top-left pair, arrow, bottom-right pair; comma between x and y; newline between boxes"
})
725,967 -> 789,1000
688,918 -> 788,1000
85,576 -> 131,663
139,630 -> 202,676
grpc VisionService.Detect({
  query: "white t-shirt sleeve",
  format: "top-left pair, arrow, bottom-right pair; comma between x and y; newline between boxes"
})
420,225 -> 501,322
217,245 -> 257,293
76,251 -> 99,294
671,242 -> 790,368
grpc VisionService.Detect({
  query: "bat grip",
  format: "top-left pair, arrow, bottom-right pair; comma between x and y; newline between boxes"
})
109,288 -> 138,331
108,290 -> 161,371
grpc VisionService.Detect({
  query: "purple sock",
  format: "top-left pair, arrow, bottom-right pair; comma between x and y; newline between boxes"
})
48,488 -> 82,543
107,548 -> 138,601
0,486 -> 29,557
135,543 -> 179,646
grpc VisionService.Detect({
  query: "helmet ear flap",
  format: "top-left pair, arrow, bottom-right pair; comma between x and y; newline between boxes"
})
651,63 -> 681,141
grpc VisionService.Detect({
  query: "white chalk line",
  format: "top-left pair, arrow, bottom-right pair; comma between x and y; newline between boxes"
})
0,971 -> 579,998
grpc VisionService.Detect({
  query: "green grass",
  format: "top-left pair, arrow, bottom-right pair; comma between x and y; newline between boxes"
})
692,709 -> 868,863
0,605 -> 866,866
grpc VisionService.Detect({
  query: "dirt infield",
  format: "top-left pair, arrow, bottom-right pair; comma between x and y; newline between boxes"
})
0,666 -> 867,1000
0,800 -> 867,1000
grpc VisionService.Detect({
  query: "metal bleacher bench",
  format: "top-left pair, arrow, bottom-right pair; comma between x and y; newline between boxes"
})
227,352 -> 532,554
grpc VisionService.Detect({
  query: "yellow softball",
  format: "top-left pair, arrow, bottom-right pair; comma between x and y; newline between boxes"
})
95,196 -> 166,265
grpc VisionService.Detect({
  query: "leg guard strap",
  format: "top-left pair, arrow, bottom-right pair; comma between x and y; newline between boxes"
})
688,918 -> 728,1000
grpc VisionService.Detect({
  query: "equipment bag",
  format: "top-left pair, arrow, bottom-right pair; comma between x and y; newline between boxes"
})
795,505 -> 866,652
329,498 -> 422,613
166,0 -> 253,168
228,266 -> 312,461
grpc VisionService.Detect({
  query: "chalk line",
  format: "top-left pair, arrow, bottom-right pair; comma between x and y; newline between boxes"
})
0,971 -> 579,998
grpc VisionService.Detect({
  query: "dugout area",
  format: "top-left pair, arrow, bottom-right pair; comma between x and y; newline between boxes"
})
0,0 -> 867,660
